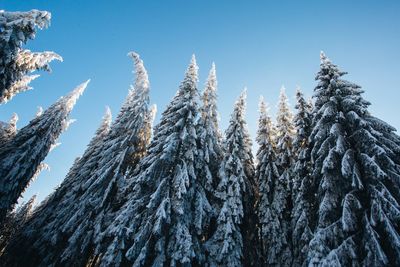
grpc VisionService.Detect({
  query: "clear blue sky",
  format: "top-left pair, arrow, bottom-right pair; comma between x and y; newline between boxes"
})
2,0 -> 400,204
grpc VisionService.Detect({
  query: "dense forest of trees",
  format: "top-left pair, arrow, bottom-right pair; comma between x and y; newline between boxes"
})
1,9 -> 400,267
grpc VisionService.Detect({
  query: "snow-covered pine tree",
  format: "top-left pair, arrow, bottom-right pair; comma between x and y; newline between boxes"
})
291,88 -> 313,199
263,86 -> 294,266
0,80 -> 88,224
0,113 -> 18,145
0,10 -> 62,103
57,52 -> 155,266
98,55 -> 211,267
307,52 -> 400,266
4,52 -> 154,267
291,88 -> 314,267
206,90 -> 258,266
2,106 -> 112,266
0,195 -> 36,256
197,62 -> 223,240
255,97 -> 280,265
3,52 -> 154,267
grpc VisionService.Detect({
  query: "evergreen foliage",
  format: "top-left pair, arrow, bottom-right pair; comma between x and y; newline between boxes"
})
291,88 -> 314,267
0,80 -> 88,224
255,97 -> 280,266
307,52 -> 400,266
0,10 -> 62,103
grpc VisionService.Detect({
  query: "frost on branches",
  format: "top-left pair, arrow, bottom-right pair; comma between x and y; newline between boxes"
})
0,80 -> 87,225
256,97 -> 280,265
307,52 -> 400,266
206,90 -> 258,266
98,55 -> 211,267
197,63 -> 223,241
291,88 -> 314,267
0,195 -> 36,255
5,52 -> 154,267
2,106 -> 112,266
0,10 -> 62,103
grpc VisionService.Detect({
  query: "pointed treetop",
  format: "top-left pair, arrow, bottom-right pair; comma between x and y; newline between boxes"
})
128,52 -> 149,94
232,88 -> 247,120
63,79 -> 89,112
258,96 -> 269,118
35,106 -> 43,117
205,62 -> 217,91
9,113 -> 18,127
191,54 -> 197,65
238,87 -> 247,106
188,54 -> 199,79
103,106 -> 112,125
320,51 -> 330,64
179,54 -> 199,92
278,85 -> 290,109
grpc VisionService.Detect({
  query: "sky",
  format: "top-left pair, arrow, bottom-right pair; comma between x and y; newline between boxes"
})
1,0 -> 400,204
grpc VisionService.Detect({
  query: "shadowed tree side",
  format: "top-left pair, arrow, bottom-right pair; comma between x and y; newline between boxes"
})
0,80 -> 88,225
306,52 -> 400,266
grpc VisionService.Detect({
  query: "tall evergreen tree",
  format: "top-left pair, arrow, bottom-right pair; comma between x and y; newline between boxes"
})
7,52 -> 154,267
2,105 -> 112,265
0,80 -> 88,224
255,97 -> 280,265
306,52 -> 400,266
292,88 -> 313,199
263,86 -> 294,266
198,62 -> 223,190
197,63 -> 223,242
291,88 -> 314,266
0,10 -> 62,103
206,90 -> 258,266
98,55 -> 212,267
60,52 -> 155,265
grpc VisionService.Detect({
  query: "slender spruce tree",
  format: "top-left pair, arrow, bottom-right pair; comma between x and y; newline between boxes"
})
206,90 -> 258,266
255,96 -> 280,266
0,80 -> 88,224
197,63 -> 223,243
291,88 -> 314,267
262,87 -> 295,266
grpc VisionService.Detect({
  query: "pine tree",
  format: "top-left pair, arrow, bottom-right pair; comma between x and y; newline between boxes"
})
197,63 -> 223,241
0,10 -> 62,103
0,80 -> 88,224
97,55 -> 211,267
255,97 -> 280,265
291,88 -> 314,267
263,86 -> 294,266
4,52 -> 154,267
307,52 -> 400,266
0,195 -> 36,256
206,90 -> 257,266
3,106 -> 112,266
58,52 -> 155,266
292,88 -> 313,199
